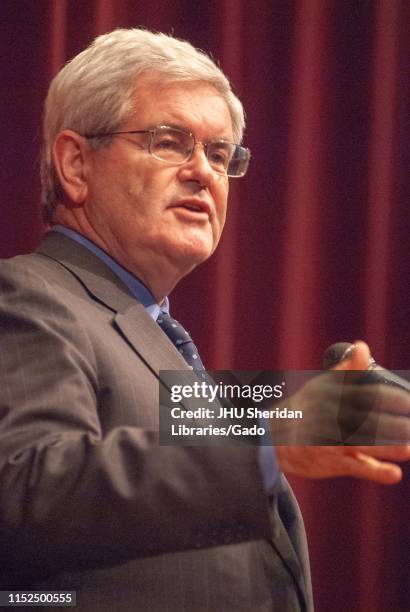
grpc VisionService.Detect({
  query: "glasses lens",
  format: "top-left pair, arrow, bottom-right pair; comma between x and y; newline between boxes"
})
150,126 -> 250,177
205,142 -> 232,174
151,127 -> 192,163
226,145 -> 250,177
206,142 -> 250,177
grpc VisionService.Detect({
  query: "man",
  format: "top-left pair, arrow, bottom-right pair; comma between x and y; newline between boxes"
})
0,28 -> 409,612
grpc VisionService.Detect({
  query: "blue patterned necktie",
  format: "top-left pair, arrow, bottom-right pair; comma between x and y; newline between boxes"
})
157,312 -> 205,371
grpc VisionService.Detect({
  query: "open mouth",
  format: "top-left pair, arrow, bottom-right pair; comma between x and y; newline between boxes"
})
171,200 -> 211,216
181,204 -> 203,212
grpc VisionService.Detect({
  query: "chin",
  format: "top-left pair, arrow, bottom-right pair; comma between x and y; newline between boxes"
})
170,237 -> 215,268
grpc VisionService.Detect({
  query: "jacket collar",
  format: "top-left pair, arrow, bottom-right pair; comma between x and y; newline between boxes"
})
36,231 -> 191,377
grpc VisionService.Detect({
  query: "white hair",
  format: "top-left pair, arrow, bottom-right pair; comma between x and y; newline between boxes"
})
41,27 -> 245,222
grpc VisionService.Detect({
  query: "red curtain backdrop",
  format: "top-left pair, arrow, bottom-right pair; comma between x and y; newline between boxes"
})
1,1 -> 409,610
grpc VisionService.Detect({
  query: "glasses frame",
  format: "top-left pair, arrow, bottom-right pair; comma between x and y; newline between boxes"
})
84,125 -> 250,178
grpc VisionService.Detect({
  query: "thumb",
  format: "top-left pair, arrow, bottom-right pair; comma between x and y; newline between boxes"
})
332,340 -> 372,371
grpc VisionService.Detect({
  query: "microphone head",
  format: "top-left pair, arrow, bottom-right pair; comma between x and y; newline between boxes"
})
322,342 -> 354,369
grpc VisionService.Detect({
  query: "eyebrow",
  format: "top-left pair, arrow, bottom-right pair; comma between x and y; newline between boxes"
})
154,123 -> 233,143
159,122 -> 186,132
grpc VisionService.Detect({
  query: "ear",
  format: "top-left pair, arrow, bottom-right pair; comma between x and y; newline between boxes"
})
52,130 -> 89,205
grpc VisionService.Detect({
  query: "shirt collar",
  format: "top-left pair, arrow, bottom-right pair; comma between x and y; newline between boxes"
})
52,225 -> 169,320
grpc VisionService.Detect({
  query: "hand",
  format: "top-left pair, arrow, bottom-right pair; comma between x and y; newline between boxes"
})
274,341 -> 410,483
275,444 -> 410,484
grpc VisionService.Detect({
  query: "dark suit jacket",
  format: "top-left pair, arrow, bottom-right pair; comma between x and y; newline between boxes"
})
0,232 -> 313,611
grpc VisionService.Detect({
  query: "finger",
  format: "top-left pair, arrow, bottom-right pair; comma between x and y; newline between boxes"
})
341,382 -> 410,420
347,445 -> 410,461
339,401 -> 410,445
332,340 -> 372,371
341,452 -> 403,484
374,413 -> 410,443
375,384 -> 410,415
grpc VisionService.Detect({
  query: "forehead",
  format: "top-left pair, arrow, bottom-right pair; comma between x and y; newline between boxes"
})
128,73 -> 233,141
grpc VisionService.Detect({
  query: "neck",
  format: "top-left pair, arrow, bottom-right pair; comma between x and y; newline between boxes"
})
52,208 -> 193,302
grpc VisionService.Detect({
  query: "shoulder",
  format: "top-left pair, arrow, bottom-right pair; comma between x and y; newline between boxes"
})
0,252 -> 99,377
0,253 -> 99,343
1,250 -> 73,285
0,251 -> 91,305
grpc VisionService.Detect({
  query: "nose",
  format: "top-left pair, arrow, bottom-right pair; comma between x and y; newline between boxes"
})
177,143 -> 215,188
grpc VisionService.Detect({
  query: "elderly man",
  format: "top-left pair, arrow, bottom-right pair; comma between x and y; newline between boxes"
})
0,28 -> 409,612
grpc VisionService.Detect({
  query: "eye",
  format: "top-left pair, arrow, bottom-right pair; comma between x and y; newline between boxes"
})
151,128 -> 193,160
207,143 -> 231,169
154,135 -> 182,151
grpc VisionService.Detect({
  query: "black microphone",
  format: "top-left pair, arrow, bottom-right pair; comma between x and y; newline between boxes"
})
322,342 -> 410,394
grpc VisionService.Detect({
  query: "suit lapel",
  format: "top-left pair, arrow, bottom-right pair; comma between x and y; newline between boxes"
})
36,231 -> 191,379
114,310 -> 191,375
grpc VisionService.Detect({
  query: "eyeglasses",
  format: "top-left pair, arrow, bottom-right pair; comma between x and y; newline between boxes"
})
84,125 -> 251,177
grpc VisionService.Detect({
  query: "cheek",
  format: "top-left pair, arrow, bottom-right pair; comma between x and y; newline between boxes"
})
125,166 -> 175,206
214,184 -> 229,224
